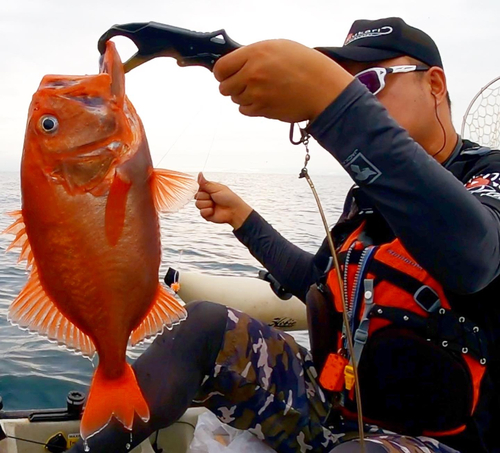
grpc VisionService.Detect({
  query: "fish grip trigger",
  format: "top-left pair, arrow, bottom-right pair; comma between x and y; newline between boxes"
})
98,21 -> 242,72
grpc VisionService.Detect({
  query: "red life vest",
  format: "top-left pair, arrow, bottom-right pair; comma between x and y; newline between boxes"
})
319,221 -> 488,437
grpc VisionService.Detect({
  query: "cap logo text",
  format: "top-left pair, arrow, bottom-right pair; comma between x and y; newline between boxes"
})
344,26 -> 393,45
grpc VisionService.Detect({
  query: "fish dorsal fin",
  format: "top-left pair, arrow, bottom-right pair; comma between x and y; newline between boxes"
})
9,266 -> 96,358
151,169 -> 198,213
3,210 -> 34,268
129,284 -> 187,347
100,41 -> 125,105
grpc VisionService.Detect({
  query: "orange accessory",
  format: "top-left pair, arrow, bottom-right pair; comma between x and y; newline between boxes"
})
319,353 -> 349,392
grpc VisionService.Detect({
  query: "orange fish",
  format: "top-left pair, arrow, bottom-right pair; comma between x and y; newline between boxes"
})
4,41 -> 198,442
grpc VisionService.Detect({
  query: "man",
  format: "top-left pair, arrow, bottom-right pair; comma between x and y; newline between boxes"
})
70,18 -> 500,452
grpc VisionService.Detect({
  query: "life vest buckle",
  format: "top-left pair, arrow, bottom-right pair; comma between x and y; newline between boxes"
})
414,285 -> 441,313
354,329 -> 368,345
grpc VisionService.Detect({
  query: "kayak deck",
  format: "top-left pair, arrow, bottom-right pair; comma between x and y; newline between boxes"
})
0,407 -> 207,452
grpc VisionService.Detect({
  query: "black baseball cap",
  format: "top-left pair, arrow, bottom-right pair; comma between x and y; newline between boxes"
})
315,17 -> 443,68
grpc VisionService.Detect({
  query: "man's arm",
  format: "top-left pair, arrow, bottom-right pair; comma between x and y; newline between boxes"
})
309,79 -> 500,294
195,173 -> 331,302
213,40 -> 500,294
234,210 -> 330,302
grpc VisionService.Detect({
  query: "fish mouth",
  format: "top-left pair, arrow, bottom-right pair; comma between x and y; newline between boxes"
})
48,142 -> 125,194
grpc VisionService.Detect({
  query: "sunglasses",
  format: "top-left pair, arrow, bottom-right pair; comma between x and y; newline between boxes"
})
355,65 -> 429,95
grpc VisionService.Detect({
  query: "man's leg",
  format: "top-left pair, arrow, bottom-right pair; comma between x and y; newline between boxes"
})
68,301 -> 456,453
68,300 -> 228,452
69,301 -> 336,452
192,307 -> 339,452
192,307 -> 461,453
332,435 -> 460,452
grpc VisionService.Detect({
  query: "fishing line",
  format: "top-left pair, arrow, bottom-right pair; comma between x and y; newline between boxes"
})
201,124 -> 219,173
200,101 -> 224,173
170,250 -> 183,293
290,123 -> 366,453
3,434 -> 66,451
155,98 -> 222,173
173,420 -> 196,430
154,106 -> 204,168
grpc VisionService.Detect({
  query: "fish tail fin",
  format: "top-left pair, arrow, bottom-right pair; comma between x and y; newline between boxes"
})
81,363 -> 150,440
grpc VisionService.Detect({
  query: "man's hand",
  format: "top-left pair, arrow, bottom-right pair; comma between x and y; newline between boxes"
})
195,172 -> 253,229
213,39 -> 354,123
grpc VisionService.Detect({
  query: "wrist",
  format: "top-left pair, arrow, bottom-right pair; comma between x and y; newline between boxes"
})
308,70 -> 354,122
230,203 -> 253,229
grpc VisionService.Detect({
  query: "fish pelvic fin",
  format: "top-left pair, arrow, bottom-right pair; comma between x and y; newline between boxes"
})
3,210 -> 35,268
9,265 -> 96,358
105,170 -> 132,247
150,168 -> 198,213
129,284 -> 187,347
81,363 -> 150,441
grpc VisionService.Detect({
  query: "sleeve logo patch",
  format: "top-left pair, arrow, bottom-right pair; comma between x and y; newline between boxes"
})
466,174 -> 500,200
343,149 -> 382,185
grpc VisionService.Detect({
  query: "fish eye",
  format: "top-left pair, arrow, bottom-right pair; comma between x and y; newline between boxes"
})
39,115 -> 59,133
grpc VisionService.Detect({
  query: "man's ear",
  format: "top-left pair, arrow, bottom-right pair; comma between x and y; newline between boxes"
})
427,67 -> 448,106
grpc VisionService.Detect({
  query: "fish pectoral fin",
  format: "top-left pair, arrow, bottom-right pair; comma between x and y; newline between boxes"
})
105,170 -> 132,247
3,210 -> 34,268
9,266 -> 96,358
150,168 -> 198,213
81,362 -> 149,440
129,284 -> 187,347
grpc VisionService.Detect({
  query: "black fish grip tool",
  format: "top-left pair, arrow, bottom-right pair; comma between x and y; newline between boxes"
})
98,21 -> 241,73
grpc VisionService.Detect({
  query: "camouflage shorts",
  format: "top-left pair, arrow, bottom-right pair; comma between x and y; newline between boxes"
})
192,308 -> 459,453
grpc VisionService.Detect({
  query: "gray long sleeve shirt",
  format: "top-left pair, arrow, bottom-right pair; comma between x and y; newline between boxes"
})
233,79 -> 500,452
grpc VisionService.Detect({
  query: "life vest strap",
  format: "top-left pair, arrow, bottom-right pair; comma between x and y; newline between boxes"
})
369,306 -> 489,363
352,278 -> 375,367
338,250 -> 443,313
369,260 -> 442,312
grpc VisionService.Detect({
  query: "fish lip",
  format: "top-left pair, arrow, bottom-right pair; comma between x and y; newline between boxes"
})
47,143 -> 125,193
48,141 -> 124,168
76,141 -> 124,159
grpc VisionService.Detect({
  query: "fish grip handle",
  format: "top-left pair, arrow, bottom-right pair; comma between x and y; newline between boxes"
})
98,21 -> 241,72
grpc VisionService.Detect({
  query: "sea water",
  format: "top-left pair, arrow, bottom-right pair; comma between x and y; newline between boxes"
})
0,171 -> 352,410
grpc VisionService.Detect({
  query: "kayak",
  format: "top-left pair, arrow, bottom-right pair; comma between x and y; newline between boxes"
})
164,267 -> 307,331
0,391 -> 206,452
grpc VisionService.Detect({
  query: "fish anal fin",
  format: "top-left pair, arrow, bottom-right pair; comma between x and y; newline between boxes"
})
81,363 -> 150,440
9,267 -> 96,358
2,210 -> 34,268
130,285 -> 187,347
150,168 -> 198,213
105,171 -> 132,247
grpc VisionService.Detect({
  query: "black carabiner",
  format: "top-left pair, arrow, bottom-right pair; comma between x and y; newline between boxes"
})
289,122 -> 309,145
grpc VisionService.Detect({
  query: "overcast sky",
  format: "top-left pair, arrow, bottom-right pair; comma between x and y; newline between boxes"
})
0,0 -> 499,175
